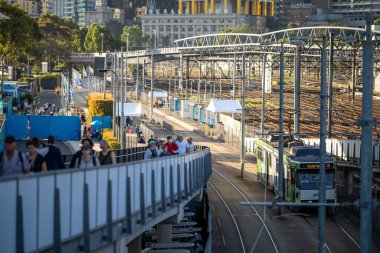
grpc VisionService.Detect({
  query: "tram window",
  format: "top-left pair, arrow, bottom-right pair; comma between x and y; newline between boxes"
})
297,170 -> 334,190
257,148 -> 263,160
268,154 -> 272,167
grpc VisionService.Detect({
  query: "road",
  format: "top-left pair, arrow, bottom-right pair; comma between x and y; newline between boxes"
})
146,106 -> 380,253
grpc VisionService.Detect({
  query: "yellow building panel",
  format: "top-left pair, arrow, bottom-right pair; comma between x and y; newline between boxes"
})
205,0 -> 209,14
264,0 -> 267,16
179,0 -> 183,14
245,0 -> 249,14
237,0 -> 241,14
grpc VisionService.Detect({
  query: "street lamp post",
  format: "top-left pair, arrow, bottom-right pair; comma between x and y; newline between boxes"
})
101,33 -> 104,54
150,29 -> 157,120
125,32 -> 129,101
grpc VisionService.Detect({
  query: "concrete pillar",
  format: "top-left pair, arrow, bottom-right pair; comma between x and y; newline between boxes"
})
224,0 -> 228,13
179,0 -> 183,14
127,235 -> 141,253
252,0 -> 257,15
263,0 -> 267,16
244,0 -> 249,14
257,0 -> 261,15
186,1 -> 191,13
271,0 -> 275,16
237,0 -> 241,14
205,0 -> 209,14
211,0 -> 215,14
157,224 -> 172,243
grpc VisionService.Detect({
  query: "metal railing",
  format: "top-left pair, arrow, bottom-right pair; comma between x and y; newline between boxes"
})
0,147 -> 211,253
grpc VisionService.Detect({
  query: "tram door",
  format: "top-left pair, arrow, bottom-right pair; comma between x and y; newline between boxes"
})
285,166 -> 291,200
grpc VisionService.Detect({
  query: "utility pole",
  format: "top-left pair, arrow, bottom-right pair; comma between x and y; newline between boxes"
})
112,52 -> 117,137
233,53 -> 237,99
360,16 -> 374,253
261,53 -> 267,137
136,54 -> 140,100
240,52 -> 246,178
278,44 -> 285,216
198,62 -> 201,104
120,47 -> 125,149
294,47 -> 301,138
125,33 -> 129,100
318,36 -> 327,253
103,53 -> 107,99
327,33 -> 334,139
150,30 -> 156,120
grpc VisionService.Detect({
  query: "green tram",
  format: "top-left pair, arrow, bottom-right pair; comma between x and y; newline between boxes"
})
255,136 -> 336,209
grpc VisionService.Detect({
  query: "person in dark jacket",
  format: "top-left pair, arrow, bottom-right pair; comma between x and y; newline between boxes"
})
69,138 -> 94,168
44,135 -> 65,170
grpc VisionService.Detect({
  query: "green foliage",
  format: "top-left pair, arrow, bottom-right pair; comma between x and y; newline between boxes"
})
287,22 -> 298,29
220,24 -> 251,33
121,25 -> 144,50
0,1 -> 39,63
88,93 -> 113,118
374,18 -> 380,25
106,20 -> 123,40
39,73 -> 60,79
84,23 -> 117,52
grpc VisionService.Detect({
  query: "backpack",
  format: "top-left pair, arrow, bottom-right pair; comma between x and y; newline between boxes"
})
0,151 -> 25,172
77,155 -> 97,168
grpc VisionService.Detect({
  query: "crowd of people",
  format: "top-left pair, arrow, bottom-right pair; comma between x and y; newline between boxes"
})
144,134 -> 196,160
0,135 -> 117,176
0,128 -> 197,176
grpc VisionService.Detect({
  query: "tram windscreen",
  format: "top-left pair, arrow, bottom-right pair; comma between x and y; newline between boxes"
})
297,170 -> 334,190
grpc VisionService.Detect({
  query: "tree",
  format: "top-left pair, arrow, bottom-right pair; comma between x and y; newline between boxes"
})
162,35 -> 170,47
106,20 -> 123,40
287,22 -> 298,29
38,14 -> 80,70
84,23 -> 102,52
0,1 -> 39,62
121,25 -> 143,50
220,24 -> 251,33
374,18 -> 380,25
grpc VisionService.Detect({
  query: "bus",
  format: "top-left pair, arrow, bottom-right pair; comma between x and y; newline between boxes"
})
255,135 -> 336,211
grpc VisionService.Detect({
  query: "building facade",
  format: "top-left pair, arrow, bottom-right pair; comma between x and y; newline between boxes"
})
141,10 -> 266,47
85,0 -> 124,27
332,0 -> 380,27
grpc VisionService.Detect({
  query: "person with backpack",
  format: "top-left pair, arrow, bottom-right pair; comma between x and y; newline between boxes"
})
97,140 -> 116,165
73,143 -> 100,168
69,138 -> 94,168
44,135 -> 65,170
0,136 -> 29,177
145,140 -> 160,160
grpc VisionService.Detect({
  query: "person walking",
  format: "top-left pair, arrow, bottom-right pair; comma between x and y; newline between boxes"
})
145,140 -> 160,160
164,136 -> 178,155
159,145 -> 171,157
97,140 -> 116,165
0,136 -> 29,176
175,134 -> 187,155
44,135 -> 65,170
73,143 -> 100,168
26,140 -> 47,173
69,138 -> 94,168
186,137 -> 196,153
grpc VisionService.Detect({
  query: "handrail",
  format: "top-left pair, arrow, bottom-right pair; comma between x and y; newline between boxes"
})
0,147 -> 212,252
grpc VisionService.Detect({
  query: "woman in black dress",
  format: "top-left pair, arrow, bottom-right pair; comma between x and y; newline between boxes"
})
26,140 -> 47,173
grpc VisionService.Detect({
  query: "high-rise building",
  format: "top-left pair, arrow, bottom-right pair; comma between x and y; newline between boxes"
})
331,0 -> 380,27
8,0 -> 41,16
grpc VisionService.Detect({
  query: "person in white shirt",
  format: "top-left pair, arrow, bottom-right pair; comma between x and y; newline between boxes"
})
186,137 -> 196,153
175,134 -> 187,155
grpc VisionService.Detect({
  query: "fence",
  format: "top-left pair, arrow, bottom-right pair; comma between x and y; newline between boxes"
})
5,115 -> 81,141
0,147 -> 212,253
302,138 -> 380,166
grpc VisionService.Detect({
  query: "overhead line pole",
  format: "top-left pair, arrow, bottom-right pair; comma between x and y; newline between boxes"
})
120,47 -> 125,149
261,53 -> 267,137
318,36 -> 327,253
278,43 -> 285,216
360,16 -> 374,253
327,33 -> 334,139
240,52 -> 246,178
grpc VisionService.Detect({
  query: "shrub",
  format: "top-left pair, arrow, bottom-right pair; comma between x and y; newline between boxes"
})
21,93 -> 33,104
88,92 -> 113,118
102,129 -> 120,150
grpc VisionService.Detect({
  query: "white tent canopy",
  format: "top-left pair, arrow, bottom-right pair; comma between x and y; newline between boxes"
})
206,99 -> 242,113
116,103 -> 142,116
148,91 -> 168,98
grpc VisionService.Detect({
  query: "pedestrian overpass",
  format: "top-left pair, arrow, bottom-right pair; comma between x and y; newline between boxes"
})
0,147 -> 211,253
